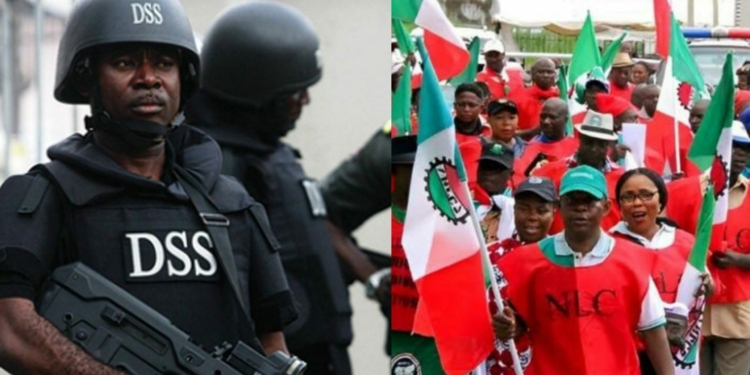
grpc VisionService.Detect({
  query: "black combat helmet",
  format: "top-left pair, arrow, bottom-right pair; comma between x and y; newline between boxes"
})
200,1 -> 322,107
54,0 -> 200,105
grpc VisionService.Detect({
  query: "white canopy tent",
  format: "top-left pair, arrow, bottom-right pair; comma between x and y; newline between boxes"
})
492,0 -> 736,36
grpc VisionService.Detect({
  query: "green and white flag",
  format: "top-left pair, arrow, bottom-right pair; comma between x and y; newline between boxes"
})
670,53 -> 734,374
402,38 -> 494,375
688,52 -> 733,250
392,19 -> 416,55
567,12 -> 603,124
567,11 -> 601,88
392,63 -> 413,136
670,185 -> 714,373
601,32 -> 627,73
449,36 -> 480,86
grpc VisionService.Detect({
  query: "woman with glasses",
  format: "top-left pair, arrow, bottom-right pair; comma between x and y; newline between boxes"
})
609,168 -> 711,375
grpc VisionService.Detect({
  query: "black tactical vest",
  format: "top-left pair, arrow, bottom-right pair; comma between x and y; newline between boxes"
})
32,160 -> 261,350
222,144 -> 353,349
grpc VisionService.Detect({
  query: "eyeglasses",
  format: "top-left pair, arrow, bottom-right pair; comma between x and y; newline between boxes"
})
618,190 -> 658,204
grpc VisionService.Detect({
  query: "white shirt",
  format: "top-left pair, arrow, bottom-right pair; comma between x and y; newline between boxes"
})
610,221 -> 676,250
552,231 -> 666,330
477,195 -> 516,242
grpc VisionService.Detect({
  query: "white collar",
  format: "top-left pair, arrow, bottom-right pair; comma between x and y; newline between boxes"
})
610,221 -> 676,250
553,230 -> 613,258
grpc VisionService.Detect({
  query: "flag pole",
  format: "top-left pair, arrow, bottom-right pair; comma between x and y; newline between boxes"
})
673,82 -> 682,174
460,182 -> 524,375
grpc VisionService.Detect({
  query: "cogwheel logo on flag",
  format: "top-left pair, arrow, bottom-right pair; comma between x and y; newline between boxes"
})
424,157 -> 471,225
672,296 -> 705,370
710,154 -> 729,200
678,82 -> 696,111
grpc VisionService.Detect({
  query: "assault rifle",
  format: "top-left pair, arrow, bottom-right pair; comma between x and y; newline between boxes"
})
37,262 -> 306,375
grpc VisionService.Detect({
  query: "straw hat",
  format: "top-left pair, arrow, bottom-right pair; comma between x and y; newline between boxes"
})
611,52 -> 635,68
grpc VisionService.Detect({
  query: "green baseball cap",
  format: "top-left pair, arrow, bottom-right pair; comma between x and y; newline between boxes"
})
559,165 -> 608,200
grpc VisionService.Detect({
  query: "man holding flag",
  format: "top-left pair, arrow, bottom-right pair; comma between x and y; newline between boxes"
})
700,122 -> 750,375
484,176 -> 558,375
655,52 -> 750,375
492,165 -> 675,375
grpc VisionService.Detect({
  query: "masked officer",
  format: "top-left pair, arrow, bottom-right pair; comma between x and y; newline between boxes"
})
183,2 -> 353,374
0,0 -> 297,373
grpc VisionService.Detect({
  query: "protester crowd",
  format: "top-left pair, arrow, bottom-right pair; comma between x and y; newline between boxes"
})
392,35 -> 750,375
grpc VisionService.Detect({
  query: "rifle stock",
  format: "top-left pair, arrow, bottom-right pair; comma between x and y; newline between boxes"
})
36,262 -> 305,375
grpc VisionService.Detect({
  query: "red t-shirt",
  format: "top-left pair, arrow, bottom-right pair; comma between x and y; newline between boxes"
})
609,81 -> 634,103
511,137 -> 579,189
515,85 -> 561,130
477,67 -> 525,101
484,237 -> 532,375
711,185 -> 750,304
391,213 -> 419,332
499,237 -> 654,375
457,126 -> 492,205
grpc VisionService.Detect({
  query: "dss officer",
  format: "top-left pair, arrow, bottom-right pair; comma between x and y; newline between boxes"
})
0,0 -> 296,373
184,2 -> 353,374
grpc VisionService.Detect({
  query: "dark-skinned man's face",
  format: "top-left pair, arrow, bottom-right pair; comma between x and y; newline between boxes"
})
731,143 -> 750,178
454,92 -> 483,124
609,66 -> 631,88
559,191 -> 611,239
585,85 -> 606,110
689,101 -> 709,134
532,60 -> 556,90
614,109 -> 638,133
478,162 -> 511,196
485,51 -> 505,73
539,104 -> 567,140
577,134 -> 612,168
739,74 -> 749,91
642,87 -> 660,118
514,193 -> 555,243
95,44 -> 181,126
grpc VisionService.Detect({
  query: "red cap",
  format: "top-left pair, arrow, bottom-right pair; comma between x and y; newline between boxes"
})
596,94 -> 636,117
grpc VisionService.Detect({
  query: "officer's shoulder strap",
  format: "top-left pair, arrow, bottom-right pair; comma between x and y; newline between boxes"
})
20,162 -> 79,264
17,161 -> 67,215
17,174 -> 51,215
247,203 -> 281,252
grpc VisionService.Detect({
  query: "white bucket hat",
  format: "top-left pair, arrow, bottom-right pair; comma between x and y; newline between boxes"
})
575,111 -> 618,141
